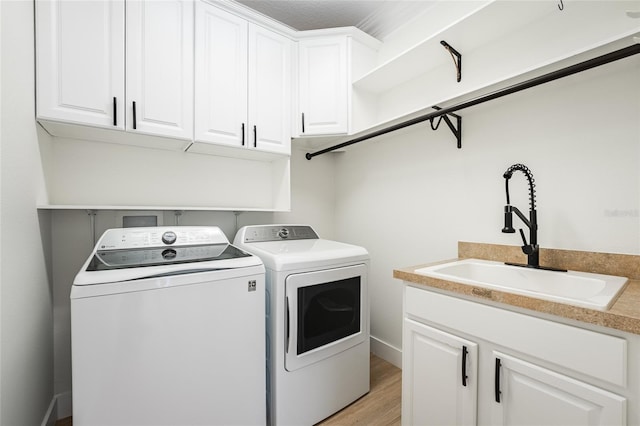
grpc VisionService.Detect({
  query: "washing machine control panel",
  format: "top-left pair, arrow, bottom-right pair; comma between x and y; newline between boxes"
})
97,226 -> 229,250
241,225 -> 319,243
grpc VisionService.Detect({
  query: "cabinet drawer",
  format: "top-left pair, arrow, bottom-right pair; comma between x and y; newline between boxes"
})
405,286 -> 627,387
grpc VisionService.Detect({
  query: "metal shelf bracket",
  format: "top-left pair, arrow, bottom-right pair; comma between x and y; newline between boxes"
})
441,40 -> 462,82
430,106 -> 462,149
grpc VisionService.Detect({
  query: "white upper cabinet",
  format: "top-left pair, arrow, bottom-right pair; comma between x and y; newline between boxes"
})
194,3 -> 248,147
194,2 -> 291,156
298,37 -> 349,136
126,0 -> 194,140
295,31 -> 380,139
248,24 -> 291,154
37,0 -> 193,142
36,0 -> 125,129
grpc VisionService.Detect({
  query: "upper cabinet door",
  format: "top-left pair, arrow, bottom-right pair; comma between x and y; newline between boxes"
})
36,0 -> 125,128
126,0 -> 194,140
298,37 -> 349,136
194,3 -> 248,147
248,24 -> 291,155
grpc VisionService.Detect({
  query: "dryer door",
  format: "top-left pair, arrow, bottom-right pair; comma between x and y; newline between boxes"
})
285,264 -> 367,372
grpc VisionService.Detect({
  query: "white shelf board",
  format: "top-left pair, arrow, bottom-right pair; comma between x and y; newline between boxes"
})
37,204 -> 289,212
353,1 -> 557,94
299,33 -> 640,154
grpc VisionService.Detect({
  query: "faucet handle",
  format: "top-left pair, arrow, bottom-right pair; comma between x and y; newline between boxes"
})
518,229 -> 539,255
518,229 -> 528,246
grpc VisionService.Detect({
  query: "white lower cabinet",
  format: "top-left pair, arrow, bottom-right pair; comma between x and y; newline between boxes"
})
402,319 -> 477,425
402,286 -> 631,426
493,352 -> 625,426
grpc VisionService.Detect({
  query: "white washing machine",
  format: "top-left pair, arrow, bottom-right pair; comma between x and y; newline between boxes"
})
71,226 -> 266,426
234,225 -> 370,425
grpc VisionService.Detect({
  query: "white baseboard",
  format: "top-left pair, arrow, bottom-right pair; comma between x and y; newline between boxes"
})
57,391 -> 72,419
41,391 -> 72,426
370,335 -> 402,369
41,397 -> 57,426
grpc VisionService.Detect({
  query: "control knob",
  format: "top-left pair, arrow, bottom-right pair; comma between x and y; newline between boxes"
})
162,231 -> 177,245
278,228 -> 289,239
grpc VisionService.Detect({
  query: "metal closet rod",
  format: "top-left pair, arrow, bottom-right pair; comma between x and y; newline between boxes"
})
305,43 -> 640,160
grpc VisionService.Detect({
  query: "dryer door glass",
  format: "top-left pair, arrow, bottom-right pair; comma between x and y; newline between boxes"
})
297,277 -> 360,355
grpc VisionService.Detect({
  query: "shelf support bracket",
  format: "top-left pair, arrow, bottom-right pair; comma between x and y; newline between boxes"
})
441,40 -> 462,82
430,106 -> 462,149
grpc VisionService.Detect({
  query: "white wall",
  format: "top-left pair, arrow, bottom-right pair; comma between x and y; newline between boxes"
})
334,52 -> 640,357
0,1 -> 54,424
43,137 -> 291,210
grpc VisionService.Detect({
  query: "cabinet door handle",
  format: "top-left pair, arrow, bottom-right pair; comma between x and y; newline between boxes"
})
132,101 -> 137,130
461,345 -> 468,387
241,123 -> 245,146
113,97 -> 117,126
495,357 -> 502,403
253,125 -> 257,148
301,112 -> 305,133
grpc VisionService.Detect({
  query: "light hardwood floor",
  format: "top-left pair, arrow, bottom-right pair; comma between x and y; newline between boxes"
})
317,353 -> 402,426
55,353 -> 401,426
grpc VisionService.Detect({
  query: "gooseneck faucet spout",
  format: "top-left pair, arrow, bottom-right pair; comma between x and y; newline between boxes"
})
502,164 -> 540,268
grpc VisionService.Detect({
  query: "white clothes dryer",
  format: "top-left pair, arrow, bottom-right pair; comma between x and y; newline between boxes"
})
234,225 -> 370,426
71,226 -> 266,426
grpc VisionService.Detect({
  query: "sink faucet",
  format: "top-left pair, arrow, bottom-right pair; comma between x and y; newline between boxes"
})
501,164 -> 566,272
501,163 -> 540,268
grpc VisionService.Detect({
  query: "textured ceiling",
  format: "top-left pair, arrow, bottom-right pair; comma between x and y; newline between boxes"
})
236,0 -> 438,40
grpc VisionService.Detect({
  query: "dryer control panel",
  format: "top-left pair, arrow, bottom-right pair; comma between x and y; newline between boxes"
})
239,225 -> 319,243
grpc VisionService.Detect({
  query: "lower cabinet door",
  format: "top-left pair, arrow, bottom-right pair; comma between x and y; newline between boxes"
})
492,352 -> 626,426
402,318 -> 478,426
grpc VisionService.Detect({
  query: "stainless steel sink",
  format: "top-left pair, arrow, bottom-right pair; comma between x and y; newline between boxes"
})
414,258 -> 628,310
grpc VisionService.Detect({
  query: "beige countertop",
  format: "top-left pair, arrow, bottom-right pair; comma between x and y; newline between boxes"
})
394,242 -> 640,335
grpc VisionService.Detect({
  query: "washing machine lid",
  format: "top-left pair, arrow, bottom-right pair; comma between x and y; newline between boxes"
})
234,225 -> 368,271
85,243 -> 250,271
74,226 -> 262,285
